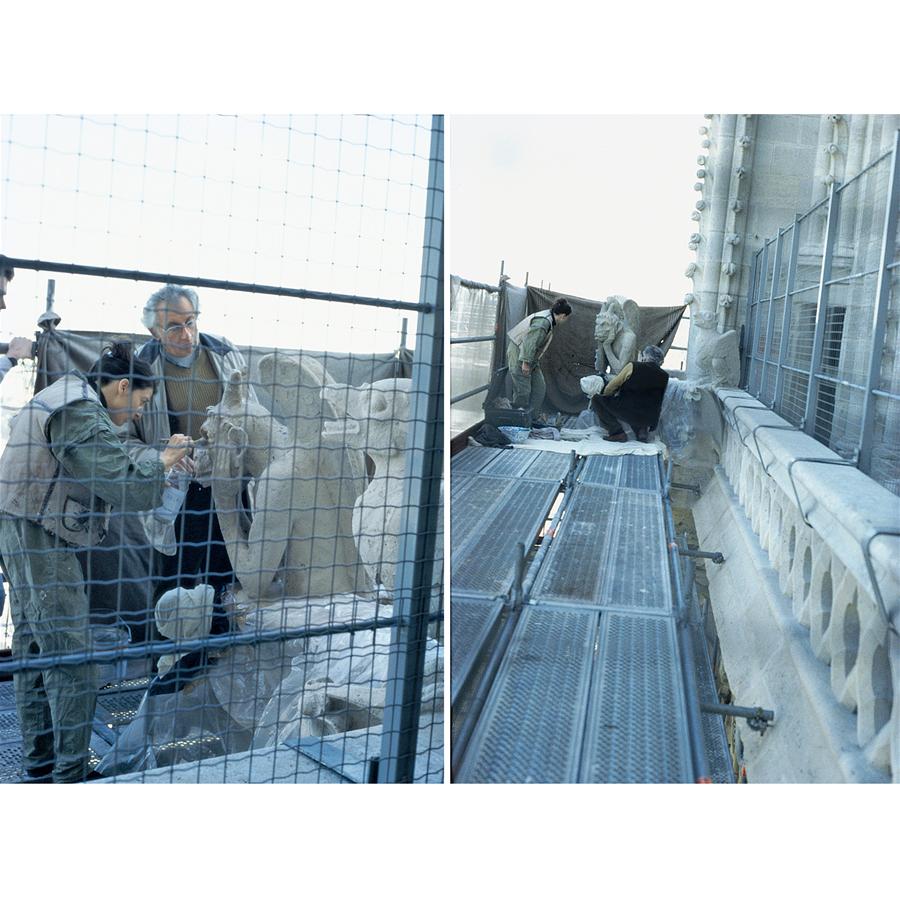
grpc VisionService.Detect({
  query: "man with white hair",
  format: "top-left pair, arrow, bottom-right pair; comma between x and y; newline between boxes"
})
135,284 -> 253,602
589,344 -> 669,443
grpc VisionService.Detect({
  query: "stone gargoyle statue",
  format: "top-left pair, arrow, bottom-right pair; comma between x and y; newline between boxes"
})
691,309 -> 741,387
196,357 -> 368,600
594,295 -> 639,375
320,378 -> 413,596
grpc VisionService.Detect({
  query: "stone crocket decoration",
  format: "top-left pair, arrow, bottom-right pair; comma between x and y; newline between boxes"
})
197,360 -> 367,600
594,295 -> 639,375
321,378 -> 412,595
691,309 -> 741,387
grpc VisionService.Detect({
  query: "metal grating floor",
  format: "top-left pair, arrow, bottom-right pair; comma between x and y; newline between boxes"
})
455,606 -> 598,783
450,446 -> 505,475
451,594 -> 504,705
579,612 -> 691,783
690,618 -> 735,783
579,452 -> 660,491
0,675 -> 148,783
531,483 -> 672,611
452,477 -> 560,596
451,448 -> 724,783
480,449 -> 573,482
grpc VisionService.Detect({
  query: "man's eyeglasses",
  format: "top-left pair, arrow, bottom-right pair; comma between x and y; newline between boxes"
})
162,316 -> 199,336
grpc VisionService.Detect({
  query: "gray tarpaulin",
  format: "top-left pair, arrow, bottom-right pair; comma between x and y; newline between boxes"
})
31,328 -> 411,638
522,286 -> 686,415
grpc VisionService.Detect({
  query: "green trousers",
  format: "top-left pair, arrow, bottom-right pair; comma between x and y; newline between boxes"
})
0,516 -> 97,783
507,343 -> 546,415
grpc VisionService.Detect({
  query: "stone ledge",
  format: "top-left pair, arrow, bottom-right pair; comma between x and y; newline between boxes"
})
716,389 -> 900,622
694,466 -> 889,782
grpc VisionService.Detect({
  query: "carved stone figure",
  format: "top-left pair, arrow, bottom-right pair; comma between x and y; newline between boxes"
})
321,378 -> 413,595
197,359 -> 367,600
691,310 -> 741,387
594,296 -> 639,375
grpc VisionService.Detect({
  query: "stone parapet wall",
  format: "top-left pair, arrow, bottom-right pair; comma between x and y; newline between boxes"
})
714,388 -> 899,780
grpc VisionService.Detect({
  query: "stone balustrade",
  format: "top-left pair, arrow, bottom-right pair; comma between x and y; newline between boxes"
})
713,389 -> 899,781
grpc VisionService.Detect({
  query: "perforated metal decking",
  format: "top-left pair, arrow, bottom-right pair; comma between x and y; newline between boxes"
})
452,448 -> 728,783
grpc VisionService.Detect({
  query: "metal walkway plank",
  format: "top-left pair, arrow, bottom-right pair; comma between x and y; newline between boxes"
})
452,478 -> 560,596
456,606 -> 598,783
480,448 -> 572,482
531,484 -> 671,611
450,445 -> 505,475
689,619 -> 735,784
451,593 -> 504,705
579,612 -> 692,783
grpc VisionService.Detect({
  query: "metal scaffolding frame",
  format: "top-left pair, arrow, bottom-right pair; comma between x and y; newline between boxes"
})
742,130 -> 900,494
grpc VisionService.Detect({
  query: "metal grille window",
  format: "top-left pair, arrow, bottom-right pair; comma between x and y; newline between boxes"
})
742,130 -> 900,495
0,114 -> 444,783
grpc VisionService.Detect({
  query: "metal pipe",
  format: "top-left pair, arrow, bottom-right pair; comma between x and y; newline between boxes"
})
700,702 -> 775,723
521,481 -> 577,599
451,383 -> 490,405
773,217 -> 801,414
803,181 -> 842,436
0,610 -> 443,675
450,334 -> 496,344
858,129 -> 900,474
455,277 -> 500,293
0,255 -> 430,313
660,455 -> 711,783
758,230 -> 784,401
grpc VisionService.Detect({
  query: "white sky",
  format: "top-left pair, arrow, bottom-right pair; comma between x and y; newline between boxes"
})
1,114 -> 432,356
448,115 -> 703,305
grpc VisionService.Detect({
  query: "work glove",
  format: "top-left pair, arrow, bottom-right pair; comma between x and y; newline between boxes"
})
602,362 -> 634,397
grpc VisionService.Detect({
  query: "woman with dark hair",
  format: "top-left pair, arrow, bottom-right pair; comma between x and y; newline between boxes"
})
0,341 -> 192,782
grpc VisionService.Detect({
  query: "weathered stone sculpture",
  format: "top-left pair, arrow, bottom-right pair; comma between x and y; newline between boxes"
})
691,309 -> 741,387
321,378 -> 412,594
594,296 -> 639,375
198,359 -> 367,600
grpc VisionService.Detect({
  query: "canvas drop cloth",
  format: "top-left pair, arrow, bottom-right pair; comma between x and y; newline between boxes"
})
523,286 -> 685,415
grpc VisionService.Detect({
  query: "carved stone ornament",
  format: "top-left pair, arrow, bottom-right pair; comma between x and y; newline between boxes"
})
735,166 -> 747,179
721,262 -> 736,276
691,211 -> 701,221
695,199 -> 707,211
701,138 -> 711,148
689,232 -> 702,244
826,142 -> 840,156
685,262 -> 699,278
725,233 -> 741,245
697,168 -> 707,179
704,113 -> 714,119
718,293 -> 735,308
699,126 -> 709,135
697,155 -> 707,165
694,182 -> 704,192
827,113 -> 843,124
684,292 -> 697,305
730,199 -> 744,213
739,135 -> 752,147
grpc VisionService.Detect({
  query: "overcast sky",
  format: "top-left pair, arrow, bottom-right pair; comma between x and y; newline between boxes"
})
1,114 -> 433,357
448,115 -> 703,306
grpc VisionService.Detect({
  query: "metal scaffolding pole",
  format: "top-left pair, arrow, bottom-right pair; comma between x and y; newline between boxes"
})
377,115 -> 444,783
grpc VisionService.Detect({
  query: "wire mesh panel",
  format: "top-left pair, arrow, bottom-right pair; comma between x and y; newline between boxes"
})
743,138 -> 900,496
0,114 -> 443,784
450,279 -> 498,436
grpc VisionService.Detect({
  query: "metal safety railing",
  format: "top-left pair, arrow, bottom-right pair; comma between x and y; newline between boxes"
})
742,129 -> 900,496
